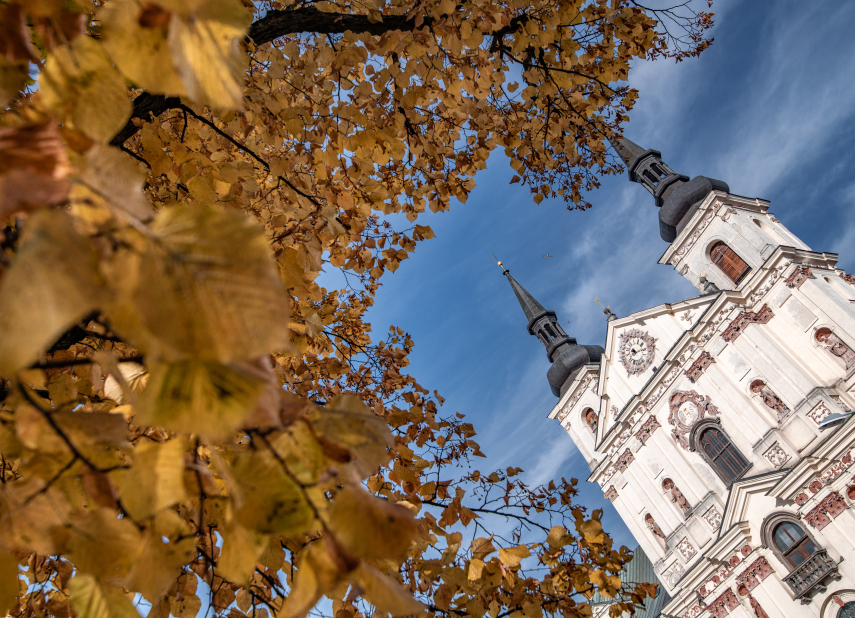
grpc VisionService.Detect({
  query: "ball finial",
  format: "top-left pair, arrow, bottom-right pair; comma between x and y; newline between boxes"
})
497,261 -> 503,267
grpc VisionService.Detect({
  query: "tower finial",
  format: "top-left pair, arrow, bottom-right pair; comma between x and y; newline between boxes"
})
595,296 -> 618,321
493,252 -> 509,275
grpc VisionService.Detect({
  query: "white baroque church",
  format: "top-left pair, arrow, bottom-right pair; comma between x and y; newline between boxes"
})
501,138 -> 855,618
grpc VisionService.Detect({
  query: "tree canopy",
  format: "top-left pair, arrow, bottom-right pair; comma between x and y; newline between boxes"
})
0,2 -> 712,618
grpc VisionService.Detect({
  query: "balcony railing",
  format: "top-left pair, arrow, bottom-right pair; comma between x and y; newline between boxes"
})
783,549 -> 841,603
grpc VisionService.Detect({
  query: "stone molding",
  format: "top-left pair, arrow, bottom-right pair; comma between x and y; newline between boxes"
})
735,556 -> 774,592
784,266 -> 815,289
614,448 -> 634,473
685,351 -> 715,382
634,415 -> 661,444
804,491 -> 847,530
603,485 -> 618,502
793,450 -> 854,505
708,588 -> 739,618
721,304 -> 774,342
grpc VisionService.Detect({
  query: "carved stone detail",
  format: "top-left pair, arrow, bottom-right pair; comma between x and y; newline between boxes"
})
804,491 -> 848,530
785,266 -> 815,289
841,272 -> 855,285
667,390 -> 721,450
815,327 -> 855,370
645,514 -> 666,542
556,375 -> 596,422
614,449 -> 634,473
663,478 -> 691,515
671,210 -> 715,266
703,505 -> 723,530
618,328 -> 657,376
763,442 -> 789,469
806,401 -> 834,425
662,561 -> 685,588
721,304 -> 774,342
750,380 -> 790,422
708,589 -> 739,618
748,596 -> 770,618
676,537 -> 696,561
735,557 -> 774,592
634,415 -> 661,444
685,351 -> 715,382
603,486 -> 618,502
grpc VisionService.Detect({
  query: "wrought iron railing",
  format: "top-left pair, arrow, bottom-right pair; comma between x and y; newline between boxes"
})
783,549 -> 840,602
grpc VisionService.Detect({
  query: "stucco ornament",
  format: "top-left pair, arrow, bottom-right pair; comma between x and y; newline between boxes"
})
618,328 -> 657,376
667,390 -> 721,450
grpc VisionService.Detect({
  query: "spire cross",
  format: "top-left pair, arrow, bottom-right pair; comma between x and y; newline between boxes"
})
595,296 -> 618,321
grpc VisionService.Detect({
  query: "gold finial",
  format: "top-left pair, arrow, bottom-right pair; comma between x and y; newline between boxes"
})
492,252 -> 508,274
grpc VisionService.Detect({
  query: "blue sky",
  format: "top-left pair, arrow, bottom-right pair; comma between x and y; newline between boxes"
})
322,0 -> 855,550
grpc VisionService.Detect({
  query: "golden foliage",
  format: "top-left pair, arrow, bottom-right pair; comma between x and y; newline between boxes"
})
0,0 -> 712,617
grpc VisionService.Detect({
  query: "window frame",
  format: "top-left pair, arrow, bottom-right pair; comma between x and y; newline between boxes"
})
761,512 -> 823,573
690,420 -> 751,486
709,241 -> 750,284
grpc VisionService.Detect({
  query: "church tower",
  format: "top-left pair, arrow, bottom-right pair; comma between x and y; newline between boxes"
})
509,137 -> 855,618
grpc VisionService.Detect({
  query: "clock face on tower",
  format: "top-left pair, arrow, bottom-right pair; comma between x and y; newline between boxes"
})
618,328 -> 657,376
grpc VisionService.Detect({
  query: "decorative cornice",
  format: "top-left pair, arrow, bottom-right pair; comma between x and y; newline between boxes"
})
735,556 -> 774,592
785,266 -> 815,289
685,351 -> 715,382
721,304 -> 773,342
707,588 -> 738,618
804,491 -> 847,530
635,415 -> 661,444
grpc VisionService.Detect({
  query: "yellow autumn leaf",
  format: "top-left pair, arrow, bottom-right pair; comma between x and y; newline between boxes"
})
217,524 -> 269,586
125,533 -> 196,603
231,448 -> 316,536
41,37 -> 131,143
63,509 -> 143,577
576,518 -> 604,543
70,574 -> 141,618
353,564 -> 426,616
0,210 -> 104,376
111,204 -> 291,363
135,360 -> 268,439
311,394 -> 394,479
115,439 -> 187,521
328,485 -> 417,561
498,545 -> 531,568
0,547 -> 18,616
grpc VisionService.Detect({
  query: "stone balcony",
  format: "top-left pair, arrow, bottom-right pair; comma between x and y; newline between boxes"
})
783,549 -> 841,603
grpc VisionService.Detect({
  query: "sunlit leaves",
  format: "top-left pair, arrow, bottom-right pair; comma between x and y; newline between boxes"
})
136,360 -> 269,439
103,0 -> 250,109
116,204 -> 291,363
69,574 -> 141,618
41,37 -> 131,143
0,210 -> 104,376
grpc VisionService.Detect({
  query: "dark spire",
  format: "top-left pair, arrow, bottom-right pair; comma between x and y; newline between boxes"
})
506,272 -> 548,325
610,134 -> 729,243
497,259 -> 604,398
609,136 -> 649,172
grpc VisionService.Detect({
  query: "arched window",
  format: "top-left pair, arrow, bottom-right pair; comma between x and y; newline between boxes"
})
772,521 -> 817,568
697,425 -> 750,485
710,241 -> 750,283
583,408 -> 597,432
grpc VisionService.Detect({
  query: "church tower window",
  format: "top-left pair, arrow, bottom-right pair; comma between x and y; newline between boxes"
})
773,521 -> 817,568
695,425 -> 750,486
710,241 -> 750,283
583,408 -> 597,432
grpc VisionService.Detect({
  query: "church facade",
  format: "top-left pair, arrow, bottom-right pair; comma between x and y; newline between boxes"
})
502,139 -> 855,618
